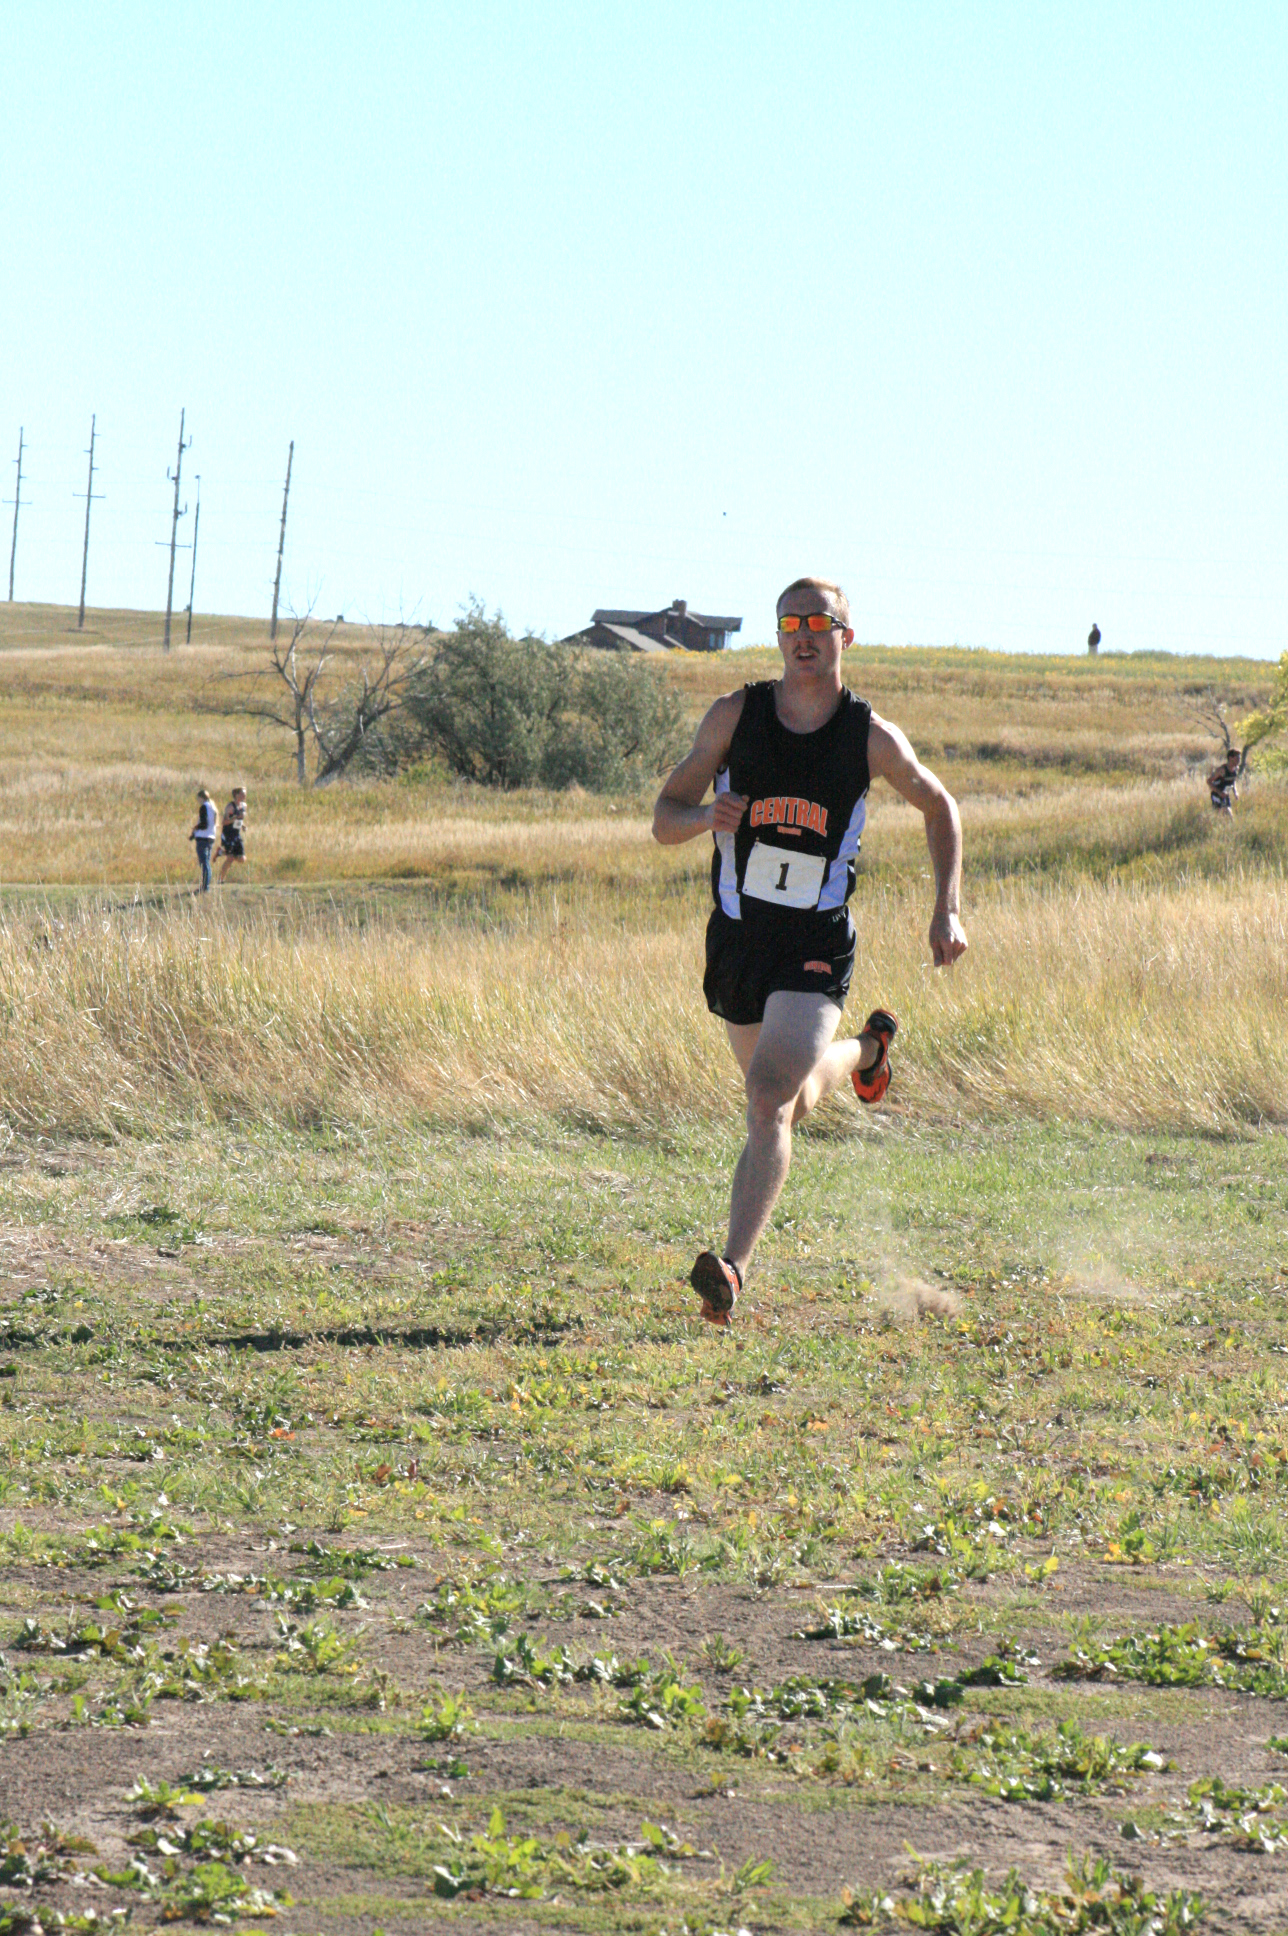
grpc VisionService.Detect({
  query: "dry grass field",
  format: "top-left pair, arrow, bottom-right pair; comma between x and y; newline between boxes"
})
0,598 -> 1276,888
1,599 -> 1284,1139
3,603 -> 1288,1935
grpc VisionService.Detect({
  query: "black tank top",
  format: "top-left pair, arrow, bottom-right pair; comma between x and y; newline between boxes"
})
711,681 -> 872,929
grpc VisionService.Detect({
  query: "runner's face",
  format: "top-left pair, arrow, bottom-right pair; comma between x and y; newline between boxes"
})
775,591 -> 853,678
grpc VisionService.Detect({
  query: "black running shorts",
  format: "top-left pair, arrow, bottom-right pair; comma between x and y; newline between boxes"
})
702,908 -> 856,1027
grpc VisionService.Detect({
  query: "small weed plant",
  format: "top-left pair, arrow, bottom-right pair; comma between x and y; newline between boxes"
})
1055,1621 -> 1288,1696
949,1720 -> 1169,1801
430,1808 -> 695,1902
1187,1775 -> 1288,1853
840,1852 -> 1204,1933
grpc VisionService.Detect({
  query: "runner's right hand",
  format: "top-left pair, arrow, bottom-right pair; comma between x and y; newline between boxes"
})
709,792 -> 748,833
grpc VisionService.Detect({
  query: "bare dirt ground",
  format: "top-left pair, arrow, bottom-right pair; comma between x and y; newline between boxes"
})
4,1532 -> 1288,1933
3,1115 -> 1288,1932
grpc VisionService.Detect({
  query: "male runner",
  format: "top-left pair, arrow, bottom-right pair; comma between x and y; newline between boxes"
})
653,576 -> 967,1326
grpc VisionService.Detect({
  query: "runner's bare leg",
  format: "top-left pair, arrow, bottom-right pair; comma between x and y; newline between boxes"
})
725,1017 -> 879,1126
724,993 -> 879,1282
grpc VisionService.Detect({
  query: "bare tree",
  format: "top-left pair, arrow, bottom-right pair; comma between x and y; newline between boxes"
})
204,607 -> 430,787
1183,685 -> 1246,773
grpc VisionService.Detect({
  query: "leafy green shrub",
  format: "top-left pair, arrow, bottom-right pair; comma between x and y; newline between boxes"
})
396,604 -> 687,792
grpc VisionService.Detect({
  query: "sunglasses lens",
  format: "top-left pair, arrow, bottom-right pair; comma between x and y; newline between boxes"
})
780,612 -> 843,633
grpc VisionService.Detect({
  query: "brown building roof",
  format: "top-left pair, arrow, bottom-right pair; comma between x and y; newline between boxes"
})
562,598 -> 742,652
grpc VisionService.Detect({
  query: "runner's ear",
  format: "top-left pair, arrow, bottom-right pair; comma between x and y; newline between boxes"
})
842,627 -> 855,648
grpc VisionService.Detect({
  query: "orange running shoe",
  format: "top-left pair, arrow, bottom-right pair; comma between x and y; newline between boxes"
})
690,1251 -> 740,1327
851,1009 -> 898,1105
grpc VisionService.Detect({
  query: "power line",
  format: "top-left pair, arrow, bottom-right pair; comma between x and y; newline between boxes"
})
75,415 -> 105,629
161,409 -> 191,651
5,428 -> 32,601
269,439 -> 293,640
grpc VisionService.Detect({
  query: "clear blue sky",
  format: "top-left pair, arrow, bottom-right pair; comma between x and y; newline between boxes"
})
4,3 -> 1286,655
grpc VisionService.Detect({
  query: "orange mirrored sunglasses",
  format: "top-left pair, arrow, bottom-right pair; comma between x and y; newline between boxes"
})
777,612 -> 842,633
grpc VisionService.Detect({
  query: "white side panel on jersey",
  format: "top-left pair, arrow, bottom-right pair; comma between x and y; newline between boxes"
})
713,768 -> 741,918
741,841 -> 828,910
816,792 -> 868,910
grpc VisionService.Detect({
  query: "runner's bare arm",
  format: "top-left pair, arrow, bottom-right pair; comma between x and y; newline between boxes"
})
652,691 -> 748,845
868,712 -> 968,967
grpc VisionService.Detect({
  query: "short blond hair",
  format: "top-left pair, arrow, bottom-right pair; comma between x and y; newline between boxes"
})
776,576 -> 851,627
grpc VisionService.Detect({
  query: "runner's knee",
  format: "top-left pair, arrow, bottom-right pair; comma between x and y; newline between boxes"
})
745,1064 -> 798,1130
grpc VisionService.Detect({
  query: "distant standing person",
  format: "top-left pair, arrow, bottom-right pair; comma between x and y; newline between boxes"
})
218,787 -> 248,883
1208,748 -> 1241,815
188,788 -> 218,893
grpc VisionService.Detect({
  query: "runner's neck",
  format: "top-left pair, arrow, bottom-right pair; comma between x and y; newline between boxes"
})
773,670 -> 845,736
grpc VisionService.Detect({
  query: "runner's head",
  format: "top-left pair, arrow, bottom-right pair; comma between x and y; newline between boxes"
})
775,577 -> 855,664
1227,748 -> 1240,765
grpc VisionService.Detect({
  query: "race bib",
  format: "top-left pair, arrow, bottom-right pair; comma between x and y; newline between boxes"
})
741,840 -> 826,910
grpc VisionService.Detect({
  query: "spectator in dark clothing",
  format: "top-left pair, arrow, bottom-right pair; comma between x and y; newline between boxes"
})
218,787 -> 248,883
1208,749 -> 1241,814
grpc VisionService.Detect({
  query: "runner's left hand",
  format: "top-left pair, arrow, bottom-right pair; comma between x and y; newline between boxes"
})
929,910 -> 967,967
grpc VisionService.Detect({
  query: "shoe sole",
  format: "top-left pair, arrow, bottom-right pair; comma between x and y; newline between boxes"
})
852,1009 -> 898,1105
690,1252 -> 736,1327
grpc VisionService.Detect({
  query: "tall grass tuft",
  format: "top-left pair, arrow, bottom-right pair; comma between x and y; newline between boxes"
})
2,875 -> 1285,1139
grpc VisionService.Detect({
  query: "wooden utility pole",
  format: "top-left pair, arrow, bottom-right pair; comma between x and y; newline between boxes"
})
76,415 -> 104,628
163,409 -> 191,650
185,477 -> 201,644
6,428 -> 30,602
269,439 -> 293,640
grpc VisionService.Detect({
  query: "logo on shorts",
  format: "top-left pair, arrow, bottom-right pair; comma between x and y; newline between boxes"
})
803,959 -> 832,975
